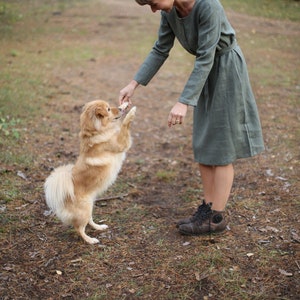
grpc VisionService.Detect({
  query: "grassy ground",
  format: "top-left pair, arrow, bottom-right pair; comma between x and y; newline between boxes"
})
0,1 -> 299,299
223,0 -> 300,21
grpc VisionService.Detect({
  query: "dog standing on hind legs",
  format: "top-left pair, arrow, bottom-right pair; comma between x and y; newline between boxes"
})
44,100 -> 136,244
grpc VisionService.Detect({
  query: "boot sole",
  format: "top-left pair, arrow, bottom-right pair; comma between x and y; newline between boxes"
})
178,227 -> 226,236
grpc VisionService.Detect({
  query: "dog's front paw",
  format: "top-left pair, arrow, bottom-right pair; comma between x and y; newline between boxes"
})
123,106 -> 136,124
129,106 -> 136,115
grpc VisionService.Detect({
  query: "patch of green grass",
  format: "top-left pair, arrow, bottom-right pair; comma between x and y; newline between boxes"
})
222,0 -> 300,21
156,169 -> 177,182
0,188 -> 18,204
0,70 -> 42,166
96,246 -> 113,260
0,2 -> 23,28
0,213 -> 21,233
0,70 -> 49,117
87,293 -> 109,300
106,179 -> 130,195
182,187 -> 203,203
0,115 -> 20,139
0,144 -> 34,167
0,174 -> 27,203
44,45 -> 97,66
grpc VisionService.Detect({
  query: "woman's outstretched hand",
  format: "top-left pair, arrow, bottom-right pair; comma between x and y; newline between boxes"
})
119,80 -> 139,105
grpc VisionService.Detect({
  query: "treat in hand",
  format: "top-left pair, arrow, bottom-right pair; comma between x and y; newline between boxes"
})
119,101 -> 129,112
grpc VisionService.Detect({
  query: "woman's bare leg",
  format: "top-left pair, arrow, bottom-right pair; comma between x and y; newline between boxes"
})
198,163 -> 234,211
177,163 -> 234,234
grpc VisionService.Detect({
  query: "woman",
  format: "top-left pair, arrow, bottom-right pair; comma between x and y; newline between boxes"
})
119,0 -> 264,235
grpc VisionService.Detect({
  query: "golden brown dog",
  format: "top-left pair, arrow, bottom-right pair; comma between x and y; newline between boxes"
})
44,100 -> 136,244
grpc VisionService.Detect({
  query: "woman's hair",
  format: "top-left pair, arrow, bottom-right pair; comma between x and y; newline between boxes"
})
135,0 -> 151,5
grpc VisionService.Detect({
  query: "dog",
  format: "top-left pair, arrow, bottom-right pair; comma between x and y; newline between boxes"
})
44,100 -> 136,244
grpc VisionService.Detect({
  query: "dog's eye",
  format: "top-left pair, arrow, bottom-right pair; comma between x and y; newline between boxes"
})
107,107 -> 111,112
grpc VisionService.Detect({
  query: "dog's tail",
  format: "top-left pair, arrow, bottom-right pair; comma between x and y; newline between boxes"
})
44,164 -> 75,224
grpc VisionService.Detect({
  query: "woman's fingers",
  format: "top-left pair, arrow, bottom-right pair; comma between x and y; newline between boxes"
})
168,113 -> 183,127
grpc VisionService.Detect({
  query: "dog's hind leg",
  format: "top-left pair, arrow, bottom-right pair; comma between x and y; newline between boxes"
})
72,208 -> 100,244
76,224 -> 100,244
89,217 -> 108,231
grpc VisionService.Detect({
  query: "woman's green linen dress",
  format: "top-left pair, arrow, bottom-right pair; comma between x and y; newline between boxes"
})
134,0 -> 264,165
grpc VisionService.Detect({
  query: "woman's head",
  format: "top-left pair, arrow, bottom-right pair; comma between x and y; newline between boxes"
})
135,0 -> 152,5
135,0 -> 174,13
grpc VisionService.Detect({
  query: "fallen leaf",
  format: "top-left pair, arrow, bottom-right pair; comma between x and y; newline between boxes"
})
265,226 -> 279,233
15,204 -> 29,210
258,240 -> 271,244
229,266 -> 239,272
43,209 -> 52,216
291,231 -> 300,243
275,176 -> 288,181
17,170 -> 27,180
70,258 -> 83,263
279,269 -> 293,277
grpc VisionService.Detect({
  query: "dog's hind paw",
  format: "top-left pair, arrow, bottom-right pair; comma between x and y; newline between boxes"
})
85,236 -> 100,244
89,219 -> 108,231
93,224 -> 108,231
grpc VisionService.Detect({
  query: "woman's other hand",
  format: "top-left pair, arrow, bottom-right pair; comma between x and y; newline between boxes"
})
168,102 -> 188,127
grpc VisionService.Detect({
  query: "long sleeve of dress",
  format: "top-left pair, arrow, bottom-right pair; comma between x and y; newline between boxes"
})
178,3 -> 221,106
134,15 -> 175,85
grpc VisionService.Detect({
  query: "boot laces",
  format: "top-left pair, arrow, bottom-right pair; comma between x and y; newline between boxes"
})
191,200 -> 212,223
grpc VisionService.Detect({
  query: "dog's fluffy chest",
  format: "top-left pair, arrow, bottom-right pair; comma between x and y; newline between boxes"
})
78,151 -> 126,197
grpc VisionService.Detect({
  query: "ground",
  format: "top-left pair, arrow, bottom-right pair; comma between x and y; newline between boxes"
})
0,1 -> 299,299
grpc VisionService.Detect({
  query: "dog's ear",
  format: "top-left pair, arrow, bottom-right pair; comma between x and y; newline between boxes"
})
95,106 -> 109,119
